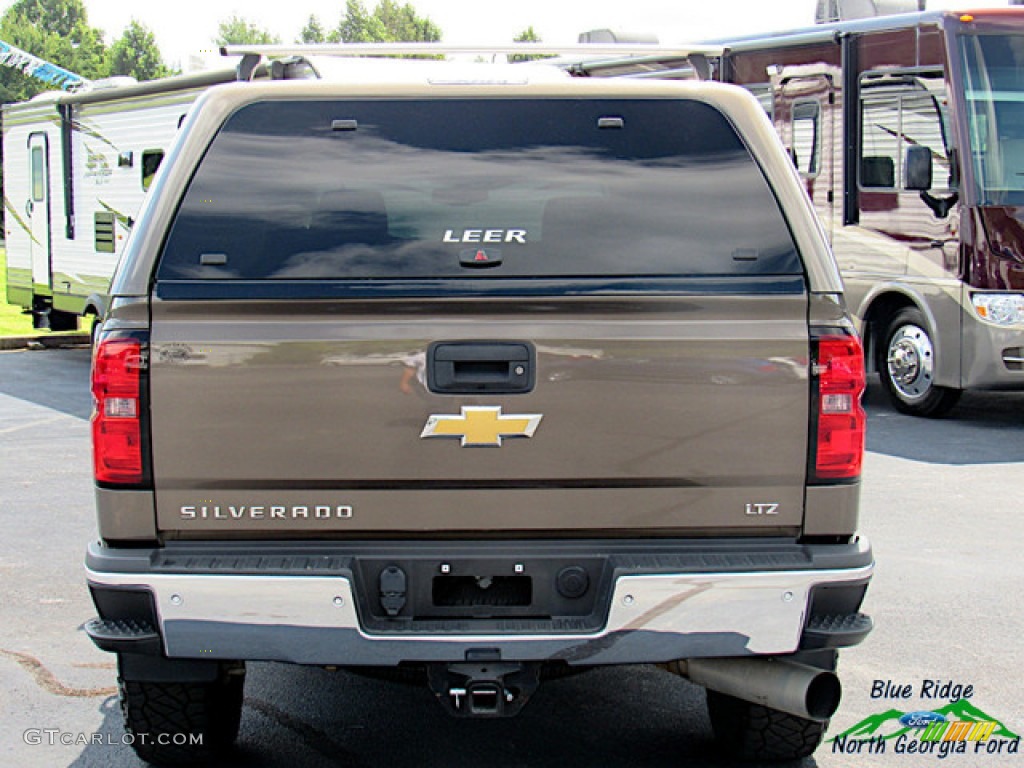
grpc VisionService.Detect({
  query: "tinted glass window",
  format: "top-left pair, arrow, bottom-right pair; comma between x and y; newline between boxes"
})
960,33 -> 1024,204
142,149 -> 165,191
157,98 -> 801,281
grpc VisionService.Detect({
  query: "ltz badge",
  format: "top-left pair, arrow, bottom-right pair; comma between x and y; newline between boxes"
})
420,406 -> 542,447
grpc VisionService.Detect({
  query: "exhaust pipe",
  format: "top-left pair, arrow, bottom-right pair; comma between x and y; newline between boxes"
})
666,658 -> 841,722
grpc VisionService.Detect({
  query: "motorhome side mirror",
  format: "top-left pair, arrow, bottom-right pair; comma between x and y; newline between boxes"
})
904,145 -> 933,191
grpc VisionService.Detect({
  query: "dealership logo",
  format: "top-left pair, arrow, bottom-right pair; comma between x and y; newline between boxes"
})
832,682 -> 1020,759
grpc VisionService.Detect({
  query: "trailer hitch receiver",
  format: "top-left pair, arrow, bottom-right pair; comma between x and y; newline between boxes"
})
428,661 -> 540,718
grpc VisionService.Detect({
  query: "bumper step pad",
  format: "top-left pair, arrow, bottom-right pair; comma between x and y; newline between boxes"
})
85,617 -> 162,655
801,612 -> 873,650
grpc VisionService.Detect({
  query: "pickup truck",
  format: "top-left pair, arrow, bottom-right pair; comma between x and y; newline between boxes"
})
85,55 -> 873,765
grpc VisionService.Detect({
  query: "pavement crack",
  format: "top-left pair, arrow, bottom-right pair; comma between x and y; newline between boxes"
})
1,648 -> 117,698
246,696 -> 362,767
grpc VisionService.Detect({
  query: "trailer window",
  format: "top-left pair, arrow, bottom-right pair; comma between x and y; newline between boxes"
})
157,98 -> 801,282
31,146 -> 45,201
142,150 -> 164,191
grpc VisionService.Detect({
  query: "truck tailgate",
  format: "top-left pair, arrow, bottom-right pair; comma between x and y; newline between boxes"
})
150,287 -> 809,535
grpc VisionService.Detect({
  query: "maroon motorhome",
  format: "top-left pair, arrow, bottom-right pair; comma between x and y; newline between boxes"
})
718,8 -> 1024,416
573,9 -> 1024,416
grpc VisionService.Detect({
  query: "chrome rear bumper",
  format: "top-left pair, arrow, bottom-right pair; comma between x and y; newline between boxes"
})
86,537 -> 873,666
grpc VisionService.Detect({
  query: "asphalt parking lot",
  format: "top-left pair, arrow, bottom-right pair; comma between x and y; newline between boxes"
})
1,346 -> 1022,767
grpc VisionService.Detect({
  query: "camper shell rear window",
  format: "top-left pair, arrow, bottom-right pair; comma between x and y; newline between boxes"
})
156,98 -> 801,281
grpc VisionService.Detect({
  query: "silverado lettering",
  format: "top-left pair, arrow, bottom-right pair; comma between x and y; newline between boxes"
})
179,505 -> 354,520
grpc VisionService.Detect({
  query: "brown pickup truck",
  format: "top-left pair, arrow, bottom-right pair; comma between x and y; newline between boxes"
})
85,54 -> 872,765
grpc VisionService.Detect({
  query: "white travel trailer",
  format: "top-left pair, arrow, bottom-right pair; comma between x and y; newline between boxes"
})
3,69 -> 236,330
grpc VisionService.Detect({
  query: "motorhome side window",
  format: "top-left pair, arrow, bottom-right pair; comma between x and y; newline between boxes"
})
141,150 -> 164,191
859,74 -> 952,194
792,101 -> 820,177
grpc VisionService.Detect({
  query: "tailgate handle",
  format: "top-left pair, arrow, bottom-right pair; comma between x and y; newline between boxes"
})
427,342 -> 535,394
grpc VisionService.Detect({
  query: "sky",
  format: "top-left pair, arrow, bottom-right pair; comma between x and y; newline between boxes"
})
0,0 -> 1015,71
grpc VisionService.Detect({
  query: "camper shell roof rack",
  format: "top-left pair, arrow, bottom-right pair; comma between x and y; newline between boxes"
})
220,42 -> 726,82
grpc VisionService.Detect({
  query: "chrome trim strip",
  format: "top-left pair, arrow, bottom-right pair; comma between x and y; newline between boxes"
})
86,563 -> 873,661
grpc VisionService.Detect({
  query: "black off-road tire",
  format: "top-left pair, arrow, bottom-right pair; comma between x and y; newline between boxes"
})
118,665 -> 244,766
878,307 -> 961,417
706,689 -> 828,762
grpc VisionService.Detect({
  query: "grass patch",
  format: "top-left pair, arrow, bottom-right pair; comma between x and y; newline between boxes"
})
0,247 -> 87,338
0,247 -> 39,337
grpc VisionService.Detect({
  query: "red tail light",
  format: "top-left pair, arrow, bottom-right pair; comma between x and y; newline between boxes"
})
92,336 -> 148,486
812,334 -> 866,482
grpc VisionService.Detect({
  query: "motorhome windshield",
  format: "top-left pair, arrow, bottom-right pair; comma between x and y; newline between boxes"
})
959,33 -> 1024,205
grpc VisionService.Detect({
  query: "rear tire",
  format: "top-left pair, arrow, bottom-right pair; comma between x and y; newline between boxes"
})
878,307 -> 961,417
706,689 -> 828,762
118,662 -> 244,766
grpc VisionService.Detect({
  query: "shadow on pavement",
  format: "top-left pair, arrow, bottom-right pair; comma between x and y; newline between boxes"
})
0,347 -> 92,420
865,375 -> 1024,464
69,664 -> 819,768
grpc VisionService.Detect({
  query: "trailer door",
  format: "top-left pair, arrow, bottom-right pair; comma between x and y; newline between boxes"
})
27,133 -> 51,292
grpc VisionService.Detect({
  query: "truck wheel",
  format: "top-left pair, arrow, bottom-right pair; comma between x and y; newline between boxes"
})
118,664 -> 244,766
706,689 -> 828,762
879,307 -> 961,417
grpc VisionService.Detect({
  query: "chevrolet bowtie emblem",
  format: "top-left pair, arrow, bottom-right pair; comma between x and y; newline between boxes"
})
421,406 -> 543,447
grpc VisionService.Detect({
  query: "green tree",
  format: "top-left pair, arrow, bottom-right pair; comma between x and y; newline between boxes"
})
511,25 -> 551,63
297,14 -> 328,44
6,0 -> 87,37
336,0 -> 387,43
335,0 -> 441,43
0,0 -> 108,102
107,20 -> 172,81
215,15 -> 281,47
515,26 -> 541,43
374,0 -> 441,42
